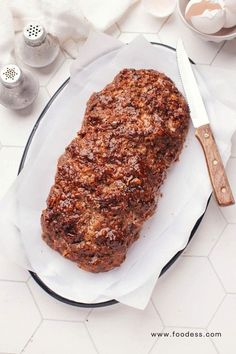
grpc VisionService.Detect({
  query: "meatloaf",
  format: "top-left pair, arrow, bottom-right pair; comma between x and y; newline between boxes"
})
41,69 -> 190,273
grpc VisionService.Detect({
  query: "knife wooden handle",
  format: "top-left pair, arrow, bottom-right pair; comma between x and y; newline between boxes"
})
195,124 -> 235,207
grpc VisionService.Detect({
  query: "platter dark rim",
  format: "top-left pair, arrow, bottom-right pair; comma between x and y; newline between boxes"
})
18,42 -> 210,308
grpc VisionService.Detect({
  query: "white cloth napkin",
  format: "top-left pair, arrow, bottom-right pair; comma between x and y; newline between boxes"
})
0,0 -> 135,64
0,32 -> 235,310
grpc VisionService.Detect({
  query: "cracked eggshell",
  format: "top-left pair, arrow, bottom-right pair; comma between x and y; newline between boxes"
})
185,0 -> 225,34
224,0 -> 236,28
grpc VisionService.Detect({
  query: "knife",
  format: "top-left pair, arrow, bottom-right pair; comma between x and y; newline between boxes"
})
176,38 -> 234,207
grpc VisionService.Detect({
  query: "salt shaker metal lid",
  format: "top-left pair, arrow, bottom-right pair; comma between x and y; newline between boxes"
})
0,64 -> 22,87
23,23 -> 46,46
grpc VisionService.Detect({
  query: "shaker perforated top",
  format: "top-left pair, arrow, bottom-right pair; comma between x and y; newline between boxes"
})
23,23 -> 46,46
0,64 -> 22,87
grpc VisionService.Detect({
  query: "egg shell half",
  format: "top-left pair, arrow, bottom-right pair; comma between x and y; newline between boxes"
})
224,0 -> 236,28
185,0 -> 225,34
191,9 -> 225,34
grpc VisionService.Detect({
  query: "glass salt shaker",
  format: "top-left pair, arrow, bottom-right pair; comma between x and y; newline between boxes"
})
16,23 -> 60,68
0,64 -> 39,110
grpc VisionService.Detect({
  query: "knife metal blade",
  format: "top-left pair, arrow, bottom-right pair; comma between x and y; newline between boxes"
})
176,38 -> 235,207
176,39 -> 209,128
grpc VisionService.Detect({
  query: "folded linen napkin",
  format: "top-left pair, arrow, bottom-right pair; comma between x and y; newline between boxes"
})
0,0 -> 135,64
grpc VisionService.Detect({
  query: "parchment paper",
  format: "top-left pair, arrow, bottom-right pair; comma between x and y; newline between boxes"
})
0,32 -> 235,309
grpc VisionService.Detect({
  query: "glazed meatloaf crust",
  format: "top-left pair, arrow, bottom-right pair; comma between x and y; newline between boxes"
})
41,69 -> 190,273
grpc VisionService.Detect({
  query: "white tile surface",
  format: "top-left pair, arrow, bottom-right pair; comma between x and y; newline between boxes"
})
87,303 -> 163,354
0,88 -> 49,146
28,277 -> 91,321
118,1 -> 166,33
0,282 -> 41,353
47,59 -> 72,96
210,224 -> 236,293
0,254 -> 29,281
152,257 -> 225,327
208,295 -> 236,354
183,197 -> 226,257
220,158 -> 236,223
212,39 -> 236,68
150,327 -> 217,354
22,320 -> 96,354
158,10 -> 223,64
0,147 -> 24,199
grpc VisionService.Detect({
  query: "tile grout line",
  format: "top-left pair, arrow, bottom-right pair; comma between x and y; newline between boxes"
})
148,301 -> 165,352
1,145 -> 25,148
207,220 -> 229,258
206,293 -> 226,329
0,279 -> 28,283
218,205 -> 229,225
208,257 -> 228,294
151,298 -> 165,327
86,308 -> 94,322
210,41 -> 226,66
84,321 -> 100,354
41,317 -> 89,324
119,30 -> 165,35
157,15 -> 171,35
209,337 -> 221,354
147,336 -> 159,354
20,318 -> 43,354
42,54 -> 66,87
118,29 -> 165,34
182,254 -> 208,258
207,294 -> 227,354
26,282 -> 44,320
206,222 -> 228,257
85,308 -> 93,321
147,324 -> 167,354
44,86 -> 53,98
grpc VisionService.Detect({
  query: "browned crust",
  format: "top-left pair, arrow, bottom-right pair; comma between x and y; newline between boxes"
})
41,69 -> 190,272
